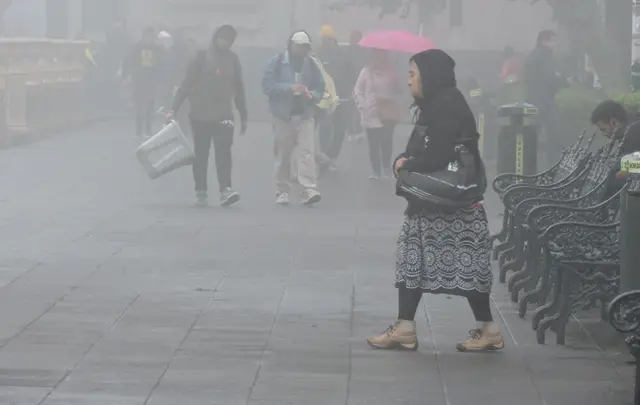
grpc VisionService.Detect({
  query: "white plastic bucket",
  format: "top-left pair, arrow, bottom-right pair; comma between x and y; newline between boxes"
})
135,120 -> 195,180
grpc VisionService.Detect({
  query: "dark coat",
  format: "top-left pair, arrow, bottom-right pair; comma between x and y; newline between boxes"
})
622,117 -> 640,156
605,117 -> 640,198
122,42 -> 164,93
316,42 -> 352,98
523,46 -> 564,106
396,49 -> 482,213
172,25 -> 247,123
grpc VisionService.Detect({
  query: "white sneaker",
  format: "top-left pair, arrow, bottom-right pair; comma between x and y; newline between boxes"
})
302,189 -> 321,206
220,187 -> 240,207
276,191 -> 290,206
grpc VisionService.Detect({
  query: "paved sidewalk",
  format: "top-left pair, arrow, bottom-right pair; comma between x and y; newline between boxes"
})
0,122 -> 633,405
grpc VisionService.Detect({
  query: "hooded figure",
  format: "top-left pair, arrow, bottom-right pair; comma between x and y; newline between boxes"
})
171,24 -> 247,128
366,49 -> 503,353
169,24 -> 247,208
399,49 -> 479,184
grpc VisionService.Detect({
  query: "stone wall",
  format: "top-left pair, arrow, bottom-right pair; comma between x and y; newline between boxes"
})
0,38 -> 89,145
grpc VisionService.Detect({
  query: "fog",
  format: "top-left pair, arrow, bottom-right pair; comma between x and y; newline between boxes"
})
0,1 -> 634,404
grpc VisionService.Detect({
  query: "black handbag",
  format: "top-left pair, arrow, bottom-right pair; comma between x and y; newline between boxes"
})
397,137 -> 487,207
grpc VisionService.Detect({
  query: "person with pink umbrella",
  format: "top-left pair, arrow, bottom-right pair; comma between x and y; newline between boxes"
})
353,30 -> 435,179
353,49 -> 403,179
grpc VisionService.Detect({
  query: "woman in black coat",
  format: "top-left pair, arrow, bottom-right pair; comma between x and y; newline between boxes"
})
367,49 -> 504,352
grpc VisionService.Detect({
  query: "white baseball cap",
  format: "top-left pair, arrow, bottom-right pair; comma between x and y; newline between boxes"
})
291,31 -> 311,45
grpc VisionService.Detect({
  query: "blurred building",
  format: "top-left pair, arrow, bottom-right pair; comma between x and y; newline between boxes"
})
1,0 -> 555,51
1,0 -> 326,46
326,0 -> 556,52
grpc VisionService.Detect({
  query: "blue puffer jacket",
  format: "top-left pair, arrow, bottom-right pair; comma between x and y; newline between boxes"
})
261,50 -> 325,122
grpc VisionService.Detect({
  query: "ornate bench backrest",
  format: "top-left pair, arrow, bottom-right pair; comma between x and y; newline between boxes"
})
578,138 -> 623,198
553,131 -> 594,182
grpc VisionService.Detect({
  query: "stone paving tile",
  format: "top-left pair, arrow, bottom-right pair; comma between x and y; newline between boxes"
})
0,369 -> 64,389
0,386 -> 51,405
0,123 -> 632,405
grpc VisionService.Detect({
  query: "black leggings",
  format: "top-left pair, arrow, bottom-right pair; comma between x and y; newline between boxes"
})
397,285 -> 493,322
134,88 -> 155,136
190,119 -> 234,193
366,122 -> 395,176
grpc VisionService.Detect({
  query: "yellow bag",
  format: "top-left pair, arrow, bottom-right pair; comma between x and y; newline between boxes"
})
309,56 -> 339,115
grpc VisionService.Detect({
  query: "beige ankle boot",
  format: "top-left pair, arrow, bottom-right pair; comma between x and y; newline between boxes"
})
456,322 -> 504,352
367,320 -> 418,350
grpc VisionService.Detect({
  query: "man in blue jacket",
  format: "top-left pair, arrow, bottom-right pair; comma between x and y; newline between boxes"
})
262,30 -> 325,206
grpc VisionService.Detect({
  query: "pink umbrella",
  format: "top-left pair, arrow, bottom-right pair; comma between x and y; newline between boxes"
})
359,30 -> 435,54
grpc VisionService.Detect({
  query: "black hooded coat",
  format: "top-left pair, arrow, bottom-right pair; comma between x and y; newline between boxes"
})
172,25 -> 247,123
397,49 -> 483,212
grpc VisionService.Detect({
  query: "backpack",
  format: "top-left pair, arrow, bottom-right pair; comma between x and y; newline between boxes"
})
273,53 -> 339,116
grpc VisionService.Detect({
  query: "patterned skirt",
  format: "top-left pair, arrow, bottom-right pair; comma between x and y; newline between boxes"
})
395,204 -> 493,295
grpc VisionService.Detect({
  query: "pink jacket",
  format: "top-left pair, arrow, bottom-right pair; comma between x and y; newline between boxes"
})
354,66 -> 401,129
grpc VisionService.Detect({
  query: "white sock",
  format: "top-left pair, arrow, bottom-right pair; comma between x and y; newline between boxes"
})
483,322 -> 500,334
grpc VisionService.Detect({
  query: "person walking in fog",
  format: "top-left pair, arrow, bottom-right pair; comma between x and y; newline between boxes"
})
367,49 -> 504,352
167,25 -> 247,207
354,49 -> 402,180
262,30 -> 324,206
316,25 -> 352,170
122,27 -> 164,138
523,30 -> 567,163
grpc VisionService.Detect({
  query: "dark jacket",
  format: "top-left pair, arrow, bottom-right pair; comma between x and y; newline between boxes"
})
622,117 -> 640,156
172,27 -> 247,123
396,50 -> 482,214
122,42 -> 164,91
316,42 -> 352,98
523,46 -> 564,106
604,119 -> 640,198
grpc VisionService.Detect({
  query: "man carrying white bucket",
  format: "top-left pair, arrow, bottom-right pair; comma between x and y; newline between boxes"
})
167,25 -> 247,207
